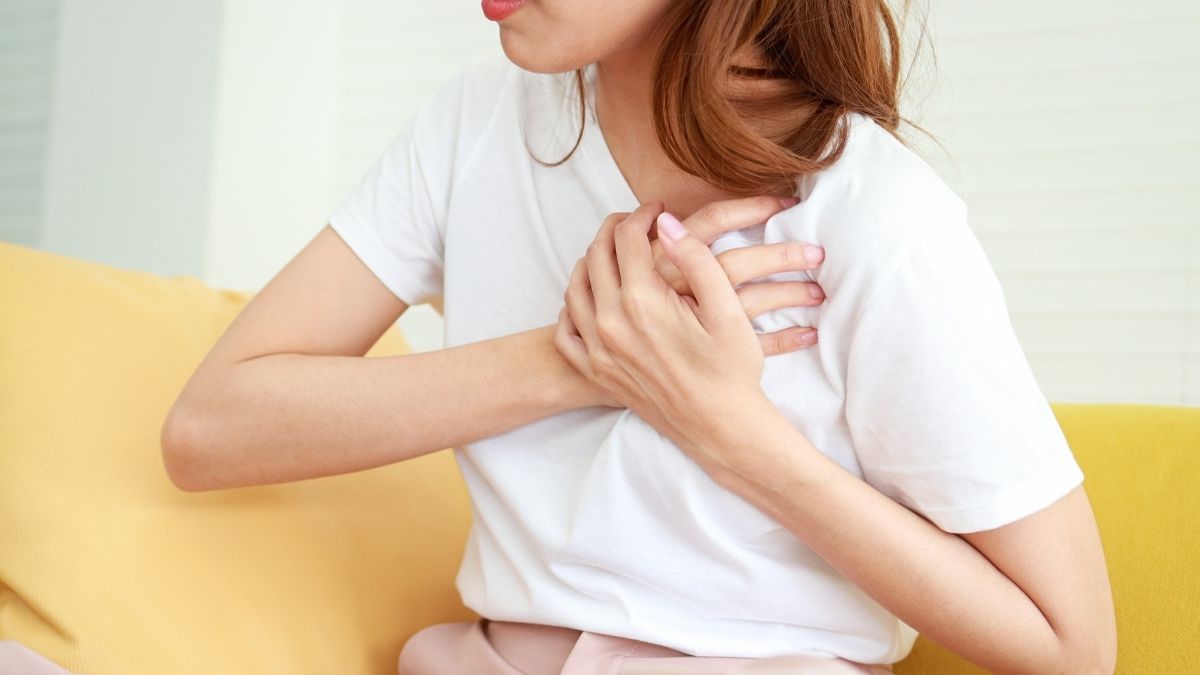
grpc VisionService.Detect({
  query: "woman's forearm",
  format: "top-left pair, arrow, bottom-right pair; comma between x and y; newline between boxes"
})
162,324 -> 600,491
692,393 -> 1075,675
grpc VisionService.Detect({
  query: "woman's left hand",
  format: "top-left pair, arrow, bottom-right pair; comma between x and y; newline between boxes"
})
554,200 -> 771,476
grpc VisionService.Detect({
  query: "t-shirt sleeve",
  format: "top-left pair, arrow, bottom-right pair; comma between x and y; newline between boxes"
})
843,204 -> 1085,534
325,75 -> 464,308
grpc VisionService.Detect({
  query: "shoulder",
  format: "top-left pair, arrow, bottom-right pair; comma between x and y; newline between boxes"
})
782,113 -> 967,247
767,113 -> 975,302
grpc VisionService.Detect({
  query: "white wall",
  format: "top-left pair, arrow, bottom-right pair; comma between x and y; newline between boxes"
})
8,0 -> 1198,404
918,1 -> 1200,404
202,1 -> 347,292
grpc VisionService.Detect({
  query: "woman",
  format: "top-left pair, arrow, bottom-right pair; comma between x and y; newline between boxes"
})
161,0 -> 1118,673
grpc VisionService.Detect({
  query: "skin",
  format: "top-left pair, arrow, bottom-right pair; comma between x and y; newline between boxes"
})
511,2 -> 1118,672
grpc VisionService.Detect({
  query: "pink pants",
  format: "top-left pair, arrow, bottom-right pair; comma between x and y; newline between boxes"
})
397,619 -> 896,675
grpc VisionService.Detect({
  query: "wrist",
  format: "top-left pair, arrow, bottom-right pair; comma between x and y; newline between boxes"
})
535,324 -> 608,411
689,389 -> 838,493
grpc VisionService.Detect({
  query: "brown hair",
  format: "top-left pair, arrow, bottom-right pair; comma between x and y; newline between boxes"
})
539,0 -> 929,198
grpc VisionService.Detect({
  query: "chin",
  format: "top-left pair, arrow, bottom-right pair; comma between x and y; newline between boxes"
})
497,27 -> 593,74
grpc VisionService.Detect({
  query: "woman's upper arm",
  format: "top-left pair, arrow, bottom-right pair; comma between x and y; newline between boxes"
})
960,485 -> 1118,673
182,224 -> 409,374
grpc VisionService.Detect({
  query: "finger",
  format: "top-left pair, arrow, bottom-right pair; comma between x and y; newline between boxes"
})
560,303 -> 581,338
655,211 -> 744,329
716,241 -> 825,286
586,212 -> 628,313
757,326 -> 819,356
565,258 -> 600,350
649,238 -> 688,296
678,195 -> 799,244
613,204 -> 665,290
735,280 -> 825,319
555,307 -> 591,374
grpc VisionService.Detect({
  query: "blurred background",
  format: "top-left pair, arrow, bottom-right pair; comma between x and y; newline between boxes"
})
2,0 -> 1197,404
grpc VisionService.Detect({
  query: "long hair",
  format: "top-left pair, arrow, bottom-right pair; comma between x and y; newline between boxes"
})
536,0 -> 929,197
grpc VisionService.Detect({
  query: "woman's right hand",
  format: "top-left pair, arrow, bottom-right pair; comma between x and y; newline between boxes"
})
650,195 -> 825,356
558,195 -> 825,409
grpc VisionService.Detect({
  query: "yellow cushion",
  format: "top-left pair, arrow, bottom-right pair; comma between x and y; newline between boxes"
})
895,403 -> 1200,674
0,242 -> 476,675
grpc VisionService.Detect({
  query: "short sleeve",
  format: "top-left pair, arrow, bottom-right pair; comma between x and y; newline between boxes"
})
843,207 -> 1085,534
326,77 -> 462,308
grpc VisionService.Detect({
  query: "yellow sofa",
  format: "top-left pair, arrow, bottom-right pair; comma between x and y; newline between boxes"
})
1,240 -> 1197,674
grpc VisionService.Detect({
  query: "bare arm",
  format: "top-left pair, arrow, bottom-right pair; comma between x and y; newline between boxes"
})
164,198 -> 820,492
161,225 -> 599,491
700,394 -> 1117,675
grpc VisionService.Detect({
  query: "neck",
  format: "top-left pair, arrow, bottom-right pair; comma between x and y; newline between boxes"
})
592,35 -> 738,220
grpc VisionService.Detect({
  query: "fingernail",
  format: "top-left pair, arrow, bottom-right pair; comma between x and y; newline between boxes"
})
795,329 -> 818,344
808,284 -> 825,300
657,211 -> 686,242
804,245 -> 825,264
779,196 -> 801,208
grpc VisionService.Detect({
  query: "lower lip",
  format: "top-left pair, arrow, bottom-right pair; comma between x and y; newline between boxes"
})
482,0 -> 526,21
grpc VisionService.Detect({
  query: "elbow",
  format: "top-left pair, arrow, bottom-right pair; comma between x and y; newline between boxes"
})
1071,655 -> 1116,675
1093,641 -> 1118,675
160,406 -> 223,492
1060,635 -> 1117,675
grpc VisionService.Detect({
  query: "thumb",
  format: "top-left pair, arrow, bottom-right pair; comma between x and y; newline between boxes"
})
655,211 -> 742,329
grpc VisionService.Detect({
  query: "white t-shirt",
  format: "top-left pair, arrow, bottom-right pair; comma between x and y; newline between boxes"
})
326,55 -> 1085,665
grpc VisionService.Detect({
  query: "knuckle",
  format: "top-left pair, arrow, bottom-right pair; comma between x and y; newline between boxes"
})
756,331 -> 776,356
733,286 -> 757,316
769,331 -> 789,355
594,315 -> 622,344
717,252 -> 742,283
782,242 -> 806,269
614,218 -> 638,237
752,194 -> 780,213
695,201 -> 725,225
621,289 -> 653,320
590,353 -> 618,377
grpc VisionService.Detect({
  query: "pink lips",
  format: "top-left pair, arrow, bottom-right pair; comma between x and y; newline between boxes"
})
482,0 -> 526,21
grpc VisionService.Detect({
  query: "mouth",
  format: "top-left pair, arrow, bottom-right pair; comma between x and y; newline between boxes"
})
481,0 -> 527,21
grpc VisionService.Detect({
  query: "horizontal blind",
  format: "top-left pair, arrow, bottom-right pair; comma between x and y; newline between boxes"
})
915,0 -> 1200,404
0,0 -> 59,247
